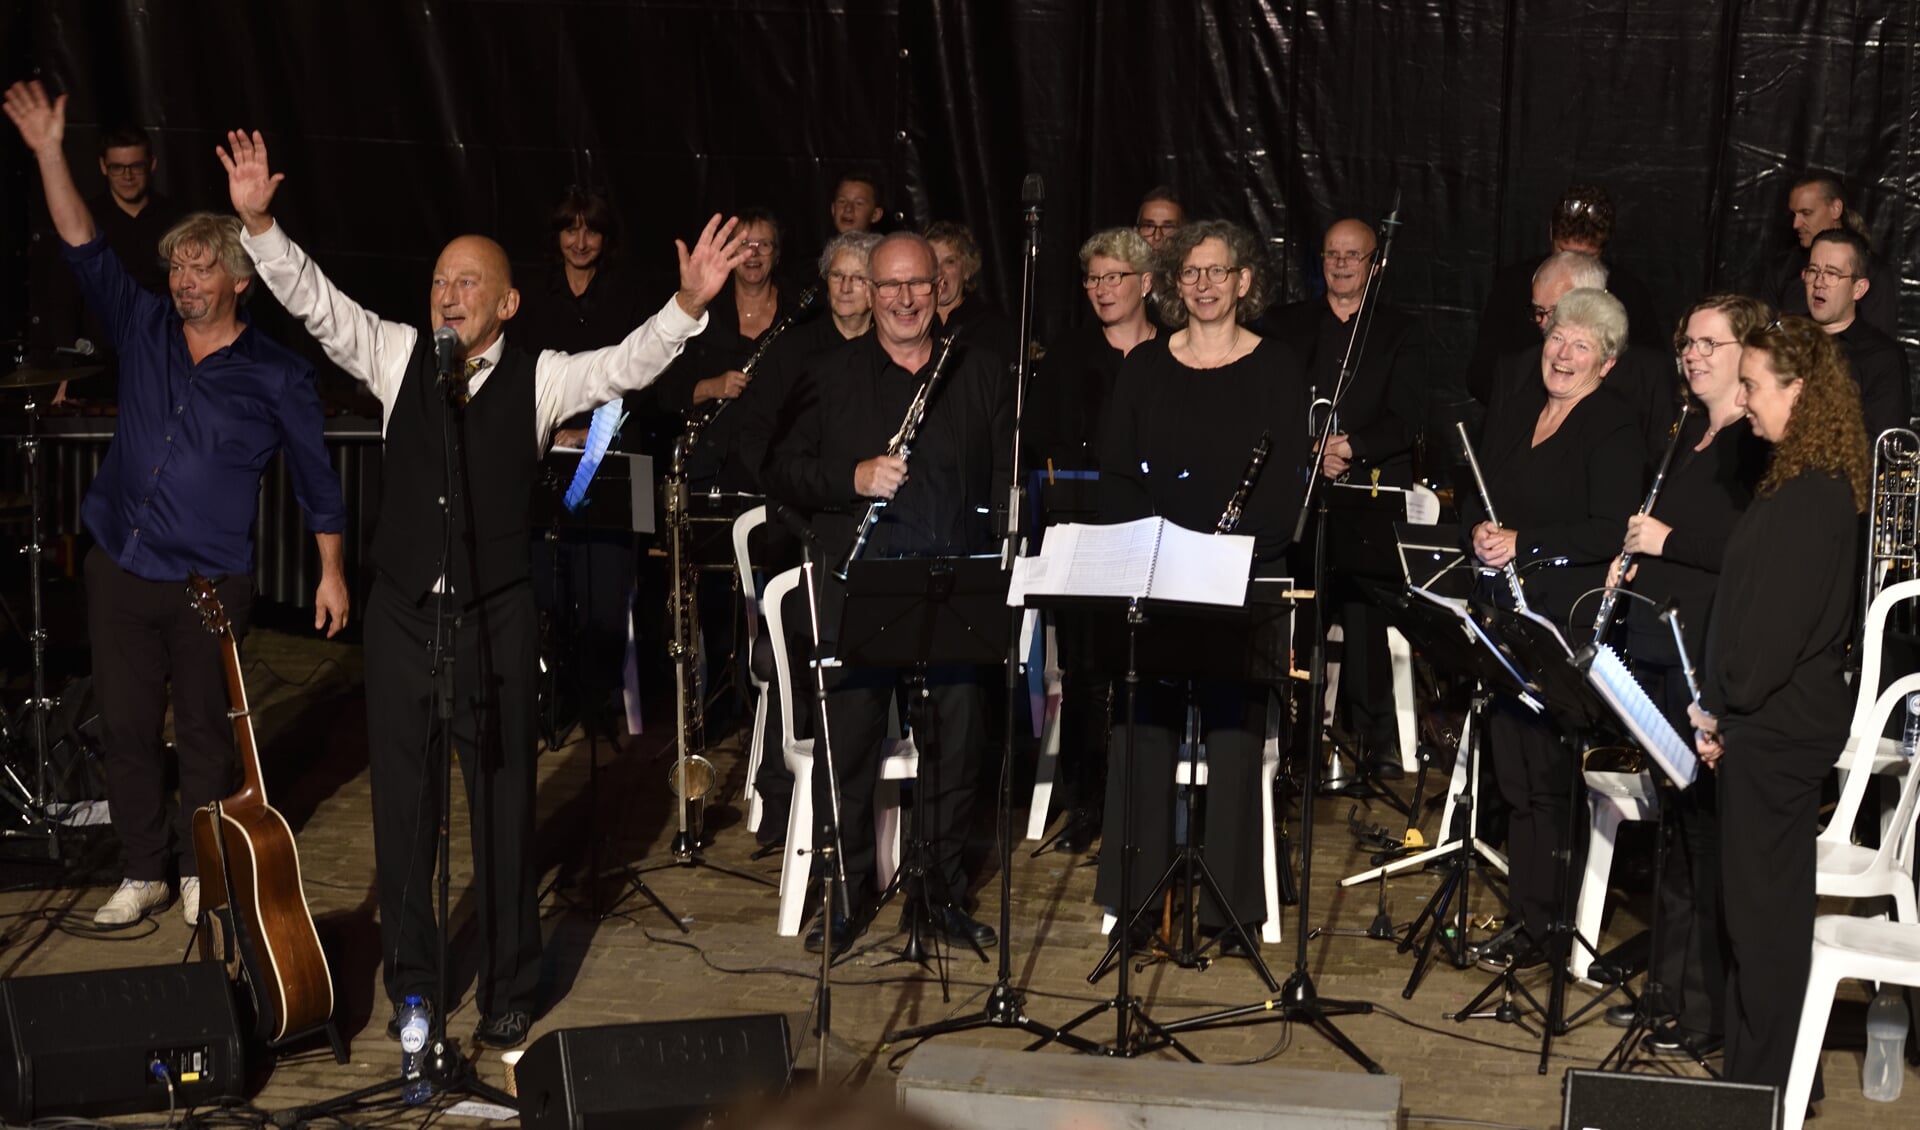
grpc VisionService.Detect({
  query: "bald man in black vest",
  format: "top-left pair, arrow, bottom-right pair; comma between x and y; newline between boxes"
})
223,130 -> 747,1050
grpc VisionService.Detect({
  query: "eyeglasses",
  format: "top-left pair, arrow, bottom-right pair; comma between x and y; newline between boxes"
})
104,162 -> 147,178
1530,304 -> 1556,323
826,270 -> 866,288
1801,265 -> 1855,284
1677,337 -> 1738,357
740,240 -> 778,253
1177,264 -> 1242,286
1082,270 -> 1140,290
1136,221 -> 1180,235
1321,249 -> 1375,265
871,277 -> 936,299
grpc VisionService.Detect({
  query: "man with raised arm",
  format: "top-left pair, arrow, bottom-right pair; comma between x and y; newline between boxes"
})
2,81 -> 348,932
220,129 -> 746,1050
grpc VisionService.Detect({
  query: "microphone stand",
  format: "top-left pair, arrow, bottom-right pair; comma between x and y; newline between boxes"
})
1160,194 -> 1406,1073
885,174 -> 1101,1054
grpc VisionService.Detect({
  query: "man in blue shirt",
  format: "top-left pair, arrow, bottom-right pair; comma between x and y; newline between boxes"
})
3,80 -> 348,929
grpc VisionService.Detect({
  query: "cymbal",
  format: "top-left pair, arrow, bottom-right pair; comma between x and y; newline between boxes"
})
0,365 -> 102,391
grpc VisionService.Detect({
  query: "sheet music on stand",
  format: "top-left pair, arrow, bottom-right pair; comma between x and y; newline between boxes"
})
1406,587 -> 1542,713
1584,644 -> 1698,789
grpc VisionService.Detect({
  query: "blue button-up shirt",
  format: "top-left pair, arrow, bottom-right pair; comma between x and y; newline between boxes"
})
64,235 -> 346,581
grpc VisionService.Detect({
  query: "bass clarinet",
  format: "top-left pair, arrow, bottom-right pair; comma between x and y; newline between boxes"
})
1590,397 -> 1695,646
1454,421 -> 1529,612
833,334 -> 960,580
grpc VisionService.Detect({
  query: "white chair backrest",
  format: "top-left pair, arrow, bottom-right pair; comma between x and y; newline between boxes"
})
1826,670 -> 1920,851
1852,578 -> 1920,733
761,567 -> 805,752
733,506 -> 768,638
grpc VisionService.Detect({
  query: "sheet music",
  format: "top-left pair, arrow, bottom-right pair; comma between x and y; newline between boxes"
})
1407,587 -> 1543,713
1006,517 -> 1252,607
1586,644 -> 1698,788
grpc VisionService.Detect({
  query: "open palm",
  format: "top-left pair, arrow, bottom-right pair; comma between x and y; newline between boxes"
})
217,129 -> 284,227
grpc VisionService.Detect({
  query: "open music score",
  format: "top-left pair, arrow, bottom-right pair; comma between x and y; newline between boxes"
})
1006,517 -> 1255,608
1585,644 -> 1699,788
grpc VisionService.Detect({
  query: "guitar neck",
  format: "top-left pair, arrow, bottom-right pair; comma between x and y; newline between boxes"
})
219,629 -> 268,809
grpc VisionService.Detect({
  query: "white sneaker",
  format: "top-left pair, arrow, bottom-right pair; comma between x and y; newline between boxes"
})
93,879 -> 169,927
181,877 -> 201,927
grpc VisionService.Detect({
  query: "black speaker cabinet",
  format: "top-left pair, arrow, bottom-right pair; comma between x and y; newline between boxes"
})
1563,1068 -> 1780,1130
518,1013 -> 792,1129
0,961 -> 244,1121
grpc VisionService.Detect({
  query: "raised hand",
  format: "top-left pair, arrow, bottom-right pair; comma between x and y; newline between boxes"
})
216,129 -> 284,235
2,80 -> 66,157
674,214 -> 749,318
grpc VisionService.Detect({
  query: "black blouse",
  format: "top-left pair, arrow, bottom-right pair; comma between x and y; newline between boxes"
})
1462,374 -> 1646,625
1098,336 -> 1310,566
1026,321 -> 1128,471
1702,470 -> 1858,747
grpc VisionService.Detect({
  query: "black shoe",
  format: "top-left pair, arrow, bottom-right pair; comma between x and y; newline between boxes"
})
1365,755 -> 1406,782
1057,807 -> 1100,854
936,906 -> 996,948
1643,1024 -> 1722,1059
385,997 -> 434,1041
473,1010 -> 531,1050
804,911 -> 864,956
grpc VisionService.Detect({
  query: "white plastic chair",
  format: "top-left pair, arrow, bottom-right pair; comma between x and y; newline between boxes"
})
1572,767 -> 1658,983
1782,916 -> 1920,1130
761,567 -> 918,936
1818,672 -> 1920,921
1827,580 -> 1920,844
733,507 -> 771,834
1025,623 -> 1065,841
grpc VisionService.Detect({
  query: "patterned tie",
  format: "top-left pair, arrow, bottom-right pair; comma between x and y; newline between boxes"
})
458,356 -> 488,406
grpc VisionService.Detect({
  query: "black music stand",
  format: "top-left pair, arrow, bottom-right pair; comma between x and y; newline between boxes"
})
1449,605 -> 1625,1074
832,557 -> 1008,985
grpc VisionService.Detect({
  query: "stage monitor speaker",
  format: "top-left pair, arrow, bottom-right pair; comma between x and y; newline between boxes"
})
0,961 -> 244,1121
1562,1068 -> 1779,1130
518,1013 -> 792,1130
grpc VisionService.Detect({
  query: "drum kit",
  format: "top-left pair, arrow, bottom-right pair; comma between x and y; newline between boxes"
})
0,355 -> 102,859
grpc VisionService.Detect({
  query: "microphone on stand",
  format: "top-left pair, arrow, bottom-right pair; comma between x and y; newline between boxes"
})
433,325 -> 460,395
768,501 -> 820,553
1376,187 -> 1403,271
1021,174 -> 1044,247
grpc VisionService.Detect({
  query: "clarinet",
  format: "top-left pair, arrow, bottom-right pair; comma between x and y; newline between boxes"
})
833,335 -> 960,580
1454,421 -> 1529,612
1217,431 -> 1273,534
1590,398 -> 1695,646
686,283 -> 821,441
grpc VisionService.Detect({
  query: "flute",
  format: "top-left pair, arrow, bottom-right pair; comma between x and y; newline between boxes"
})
1454,421 -> 1529,612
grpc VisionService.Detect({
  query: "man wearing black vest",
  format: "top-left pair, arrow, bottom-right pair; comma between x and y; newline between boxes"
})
222,130 -> 747,1050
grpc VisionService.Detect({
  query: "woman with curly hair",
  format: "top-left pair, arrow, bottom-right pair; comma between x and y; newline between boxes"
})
1689,315 -> 1869,1097
1093,219 -> 1307,958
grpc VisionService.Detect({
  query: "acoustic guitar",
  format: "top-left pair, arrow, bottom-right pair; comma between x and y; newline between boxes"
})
187,575 -> 335,1044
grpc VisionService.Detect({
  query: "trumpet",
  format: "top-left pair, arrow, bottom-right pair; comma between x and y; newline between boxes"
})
684,283 -> 821,444
1454,421 -> 1528,612
1591,397 -> 1694,645
1218,431 -> 1273,534
834,335 -> 959,580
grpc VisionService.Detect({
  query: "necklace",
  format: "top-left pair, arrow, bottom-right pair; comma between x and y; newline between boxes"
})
1181,326 -> 1241,368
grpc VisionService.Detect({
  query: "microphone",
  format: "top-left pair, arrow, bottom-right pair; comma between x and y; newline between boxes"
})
768,501 -> 820,551
1377,187 -> 1404,270
433,325 -> 460,388
1021,174 -> 1043,248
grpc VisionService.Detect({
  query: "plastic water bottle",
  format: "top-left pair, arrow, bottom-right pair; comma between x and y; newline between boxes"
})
1863,986 -> 1909,1102
398,995 -> 432,1105
1902,693 -> 1920,758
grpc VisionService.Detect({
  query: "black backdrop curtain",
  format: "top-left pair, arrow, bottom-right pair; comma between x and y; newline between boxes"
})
3,0 -> 1916,408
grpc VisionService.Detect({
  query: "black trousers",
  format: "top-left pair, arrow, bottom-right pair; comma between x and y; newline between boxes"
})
364,573 -> 541,1016
1095,679 -> 1268,929
1635,661 -> 1726,1037
1053,611 -> 1111,816
1487,697 -> 1585,952
813,664 -> 986,906
85,546 -> 252,881
1336,599 -> 1400,760
1719,730 -> 1829,1095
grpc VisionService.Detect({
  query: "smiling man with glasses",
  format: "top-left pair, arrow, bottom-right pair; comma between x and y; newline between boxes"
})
1803,228 -> 1910,440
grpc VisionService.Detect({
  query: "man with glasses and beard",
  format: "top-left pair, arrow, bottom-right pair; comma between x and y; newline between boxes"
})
1801,228 -> 1910,442
762,232 -> 1011,956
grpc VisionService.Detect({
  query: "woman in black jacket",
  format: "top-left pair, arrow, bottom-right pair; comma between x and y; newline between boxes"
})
1690,316 -> 1869,1097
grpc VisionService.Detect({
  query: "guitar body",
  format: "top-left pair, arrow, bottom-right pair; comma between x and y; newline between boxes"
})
185,575 -> 336,1045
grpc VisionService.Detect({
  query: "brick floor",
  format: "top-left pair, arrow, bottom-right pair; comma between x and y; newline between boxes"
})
0,629 -> 1911,1128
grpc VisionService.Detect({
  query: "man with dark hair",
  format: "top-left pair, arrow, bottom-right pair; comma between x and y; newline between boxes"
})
27,120 -> 185,379
1134,186 -> 1184,251
1805,228 -> 1910,440
831,172 -> 885,235
3,81 -> 348,929
763,231 -> 1011,956
1770,169 -> 1898,336
222,128 -> 746,1050
1464,183 -> 1663,402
